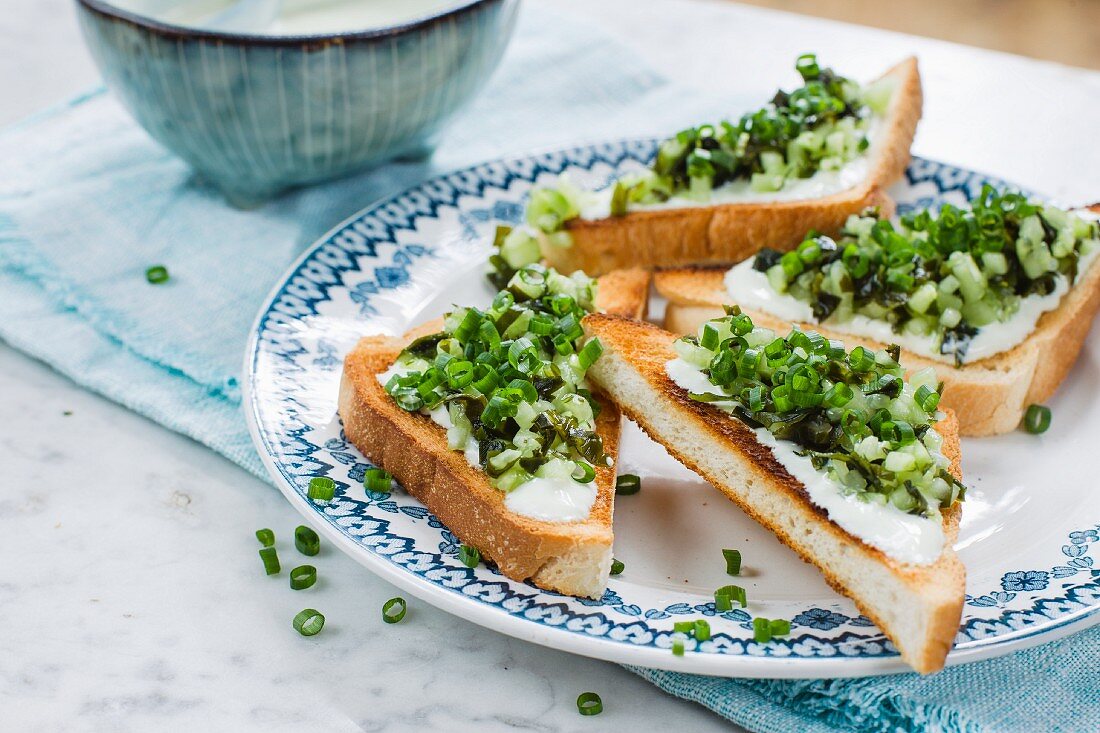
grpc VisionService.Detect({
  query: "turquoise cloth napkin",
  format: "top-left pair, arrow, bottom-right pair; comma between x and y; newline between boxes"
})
1,4 -> 1095,731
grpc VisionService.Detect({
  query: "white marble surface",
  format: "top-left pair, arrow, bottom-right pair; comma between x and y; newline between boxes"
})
3,1 -> 1100,731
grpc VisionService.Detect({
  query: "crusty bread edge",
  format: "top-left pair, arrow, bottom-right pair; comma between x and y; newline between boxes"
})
541,57 -> 921,275
334,269 -> 650,599
583,312 -> 965,674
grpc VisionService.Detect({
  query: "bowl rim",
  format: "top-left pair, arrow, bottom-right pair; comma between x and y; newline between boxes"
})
76,0 -> 506,45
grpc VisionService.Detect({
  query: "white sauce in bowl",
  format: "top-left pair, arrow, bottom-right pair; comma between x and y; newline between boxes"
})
111,0 -> 462,34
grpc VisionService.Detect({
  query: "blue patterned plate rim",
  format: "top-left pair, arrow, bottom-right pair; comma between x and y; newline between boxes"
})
244,139 -> 1100,678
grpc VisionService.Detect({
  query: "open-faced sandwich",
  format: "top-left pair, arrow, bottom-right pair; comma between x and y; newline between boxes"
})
656,189 -> 1100,435
527,53 -> 921,275
582,308 -> 966,674
338,266 -> 649,599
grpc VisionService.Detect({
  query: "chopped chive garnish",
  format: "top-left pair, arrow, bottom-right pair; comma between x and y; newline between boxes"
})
610,558 -> 624,575
694,619 -> 711,641
671,638 -> 685,656
673,621 -> 695,634
364,467 -> 392,493
290,565 -> 317,590
769,619 -> 791,637
293,608 -> 325,636
1023,404 -> 1051,434
714,584 -> 747,611
255,528 -> 275,547
576,692 -> 603,716
295,525 -> 320,556
307,476 -> 335,502
753,617 -> 772,643
615,474 -> 641,495
259,547 -> 280,575
458,544 -> 480,568
722,548 -> 742,576
382,597 -> 407,624
145,265 -> 169,284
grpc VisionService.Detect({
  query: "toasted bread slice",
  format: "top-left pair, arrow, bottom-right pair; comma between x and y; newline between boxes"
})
582,313 -> 965,674
654,216 -> 1100,437
337,270 -> 650,599
541,58 -> 921,276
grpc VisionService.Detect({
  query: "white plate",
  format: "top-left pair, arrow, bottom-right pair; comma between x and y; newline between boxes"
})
245,142 -> 1100,678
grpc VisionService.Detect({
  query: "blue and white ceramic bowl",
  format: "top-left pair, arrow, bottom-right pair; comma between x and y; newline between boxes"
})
76,0 -> 519,205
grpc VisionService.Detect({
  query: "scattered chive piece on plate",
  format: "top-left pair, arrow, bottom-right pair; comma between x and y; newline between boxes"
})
694,619 -> 711,641
382,597 -> 407,624
673,620 -> 695,634
769,619 -> 791,637
295,525 -> 320,556
672,637 -> 685,656
1023,404 -> 1051,434
255,528 -> 275,547
307,476 -> 335,502
259,547 -> 280,575
715,584 -> 747,611
145,265 -> 169,284
753,617 -> 772,643
293,608 -> 325,636
615,474 -> 641,495
364,467 -> 392,493
722,548 -> 742,576
458,544 -> 480,568
290,565 -> 317,590
610,558 -> 625,576
576,692 -> 603,716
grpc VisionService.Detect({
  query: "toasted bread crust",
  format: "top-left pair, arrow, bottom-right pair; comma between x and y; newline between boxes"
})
654,211 -> 1100,436
335,270 -> 648,599
541,58 -> 921,275
582,312 -> 965,673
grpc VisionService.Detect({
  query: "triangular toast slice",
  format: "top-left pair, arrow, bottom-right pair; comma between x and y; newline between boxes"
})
582,312 -> 965,673
654,204 -> 1100,436
337,270 -> 650,599
542,58 -> 922,275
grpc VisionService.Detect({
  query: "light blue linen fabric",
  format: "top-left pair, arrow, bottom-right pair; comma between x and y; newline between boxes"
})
1,4 -> 1095,731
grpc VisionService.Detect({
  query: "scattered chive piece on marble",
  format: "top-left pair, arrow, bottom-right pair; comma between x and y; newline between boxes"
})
293,608 -> 324,636
145,265 -> 169,284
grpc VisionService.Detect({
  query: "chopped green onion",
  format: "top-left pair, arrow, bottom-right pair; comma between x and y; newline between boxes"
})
610,558 -> 624,576
615,474 -> 641,495
458,544 -> 481,568
578,338 -> 604,370
294,525 -> 320,556
255,528 -> 275,547
753,617 -> 772,643
1023,404 -> 1051,434
714,584 -> 747,611
673,620 -> 695,634
259,547 -> 281,575
573,461 -> 596,484
364,467 -> 392,493
576,692 -> 603,716
293,608 -> 325,636
290,565 -> 317,590
145,265 -> 169,284
307,476 -> 336,502
672,638 -> 685,656
769,619 -> 791,637
382,597 -> 407,624
694,619 -> 711,642
722,548 -> 742,576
